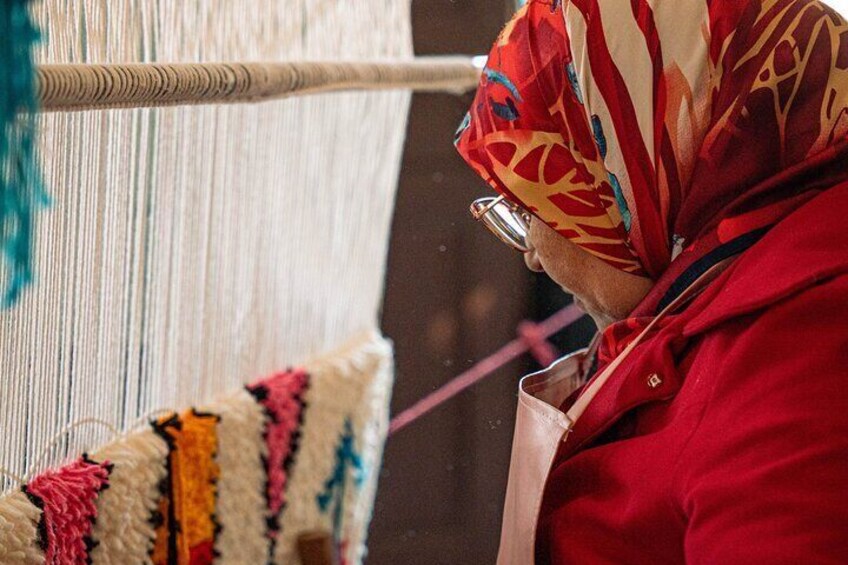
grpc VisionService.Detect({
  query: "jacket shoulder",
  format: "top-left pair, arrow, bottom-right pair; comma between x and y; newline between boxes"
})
672,274 -> 848,563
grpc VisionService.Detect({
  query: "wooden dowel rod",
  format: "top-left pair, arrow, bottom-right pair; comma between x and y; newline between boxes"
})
36,57 -> 482,112
297,530 -> 338,565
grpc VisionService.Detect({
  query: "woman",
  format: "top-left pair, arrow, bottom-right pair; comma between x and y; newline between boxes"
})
455,0 -> 848,563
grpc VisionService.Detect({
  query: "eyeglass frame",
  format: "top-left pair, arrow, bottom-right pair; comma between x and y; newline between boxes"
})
469,194 -> 532,253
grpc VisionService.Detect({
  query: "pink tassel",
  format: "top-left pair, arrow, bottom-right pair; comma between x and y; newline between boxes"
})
24,456 -> 112,565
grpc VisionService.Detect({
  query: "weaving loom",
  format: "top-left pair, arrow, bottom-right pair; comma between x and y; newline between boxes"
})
0,1 -> 476,563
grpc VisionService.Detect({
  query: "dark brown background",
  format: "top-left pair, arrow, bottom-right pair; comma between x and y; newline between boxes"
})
369,2 -> 594,563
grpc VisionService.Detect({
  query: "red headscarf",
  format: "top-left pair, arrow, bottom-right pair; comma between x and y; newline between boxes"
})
456,0 -> 848,322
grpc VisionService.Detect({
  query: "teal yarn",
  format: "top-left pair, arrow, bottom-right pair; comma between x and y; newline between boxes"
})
316,419 -> 366,545
0,0 -> 46,308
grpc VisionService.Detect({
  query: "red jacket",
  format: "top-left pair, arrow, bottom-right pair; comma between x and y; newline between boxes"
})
536,183 -> 848,564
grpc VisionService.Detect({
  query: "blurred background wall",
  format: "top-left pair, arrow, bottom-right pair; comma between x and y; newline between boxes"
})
369,2 -> 595,563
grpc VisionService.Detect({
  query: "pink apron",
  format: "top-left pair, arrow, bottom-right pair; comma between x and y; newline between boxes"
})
497,264 -> 727,564
496,345 -> 591,565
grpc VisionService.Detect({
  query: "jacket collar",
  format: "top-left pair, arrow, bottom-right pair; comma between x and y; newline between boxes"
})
558,181 -> 848,460
682,181 -> 848,336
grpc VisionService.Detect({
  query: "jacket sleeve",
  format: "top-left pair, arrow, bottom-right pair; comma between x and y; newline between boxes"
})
677,275 -> 848,564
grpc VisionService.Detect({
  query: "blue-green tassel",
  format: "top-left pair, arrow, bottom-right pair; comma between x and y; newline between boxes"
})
1,0 -> 46,308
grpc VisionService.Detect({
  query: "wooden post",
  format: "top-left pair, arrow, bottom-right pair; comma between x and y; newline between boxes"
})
297,530 -> 338,565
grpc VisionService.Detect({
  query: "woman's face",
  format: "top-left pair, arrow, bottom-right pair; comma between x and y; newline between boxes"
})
524,217 -> 654,330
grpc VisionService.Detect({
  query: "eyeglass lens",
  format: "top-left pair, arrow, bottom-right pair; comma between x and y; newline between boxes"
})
472,198 -> 530,251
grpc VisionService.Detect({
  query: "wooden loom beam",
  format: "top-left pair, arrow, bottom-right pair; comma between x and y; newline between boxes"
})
36,57 -> 482,112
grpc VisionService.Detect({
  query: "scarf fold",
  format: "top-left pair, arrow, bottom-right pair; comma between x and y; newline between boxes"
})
455,0 -> 848,357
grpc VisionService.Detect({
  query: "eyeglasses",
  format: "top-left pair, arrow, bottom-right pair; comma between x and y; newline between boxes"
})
469,195 -> 531,252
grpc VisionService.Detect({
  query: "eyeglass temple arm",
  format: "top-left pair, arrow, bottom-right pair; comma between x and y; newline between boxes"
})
470,194 -> 506,220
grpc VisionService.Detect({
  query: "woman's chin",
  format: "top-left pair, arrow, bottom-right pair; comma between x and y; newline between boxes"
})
573,296 -> 586,312
575,297 -> 614,331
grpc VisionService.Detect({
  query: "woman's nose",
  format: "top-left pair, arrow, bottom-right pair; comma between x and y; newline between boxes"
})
523,242 -> 545,273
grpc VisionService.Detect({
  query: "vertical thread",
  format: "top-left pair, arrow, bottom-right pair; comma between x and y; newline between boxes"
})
1,0 -> 412,500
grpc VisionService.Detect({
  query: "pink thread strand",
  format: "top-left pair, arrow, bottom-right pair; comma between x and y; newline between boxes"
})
389,304 -> 585,435
517,321 -> 560,367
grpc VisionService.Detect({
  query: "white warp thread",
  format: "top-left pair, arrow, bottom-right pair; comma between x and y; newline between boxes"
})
0,0 -> 411,488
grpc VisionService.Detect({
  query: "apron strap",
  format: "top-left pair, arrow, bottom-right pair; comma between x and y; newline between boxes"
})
565,258 -> 733,426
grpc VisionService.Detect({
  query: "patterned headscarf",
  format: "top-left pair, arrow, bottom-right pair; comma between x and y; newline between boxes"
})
456,0 -> 848,303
